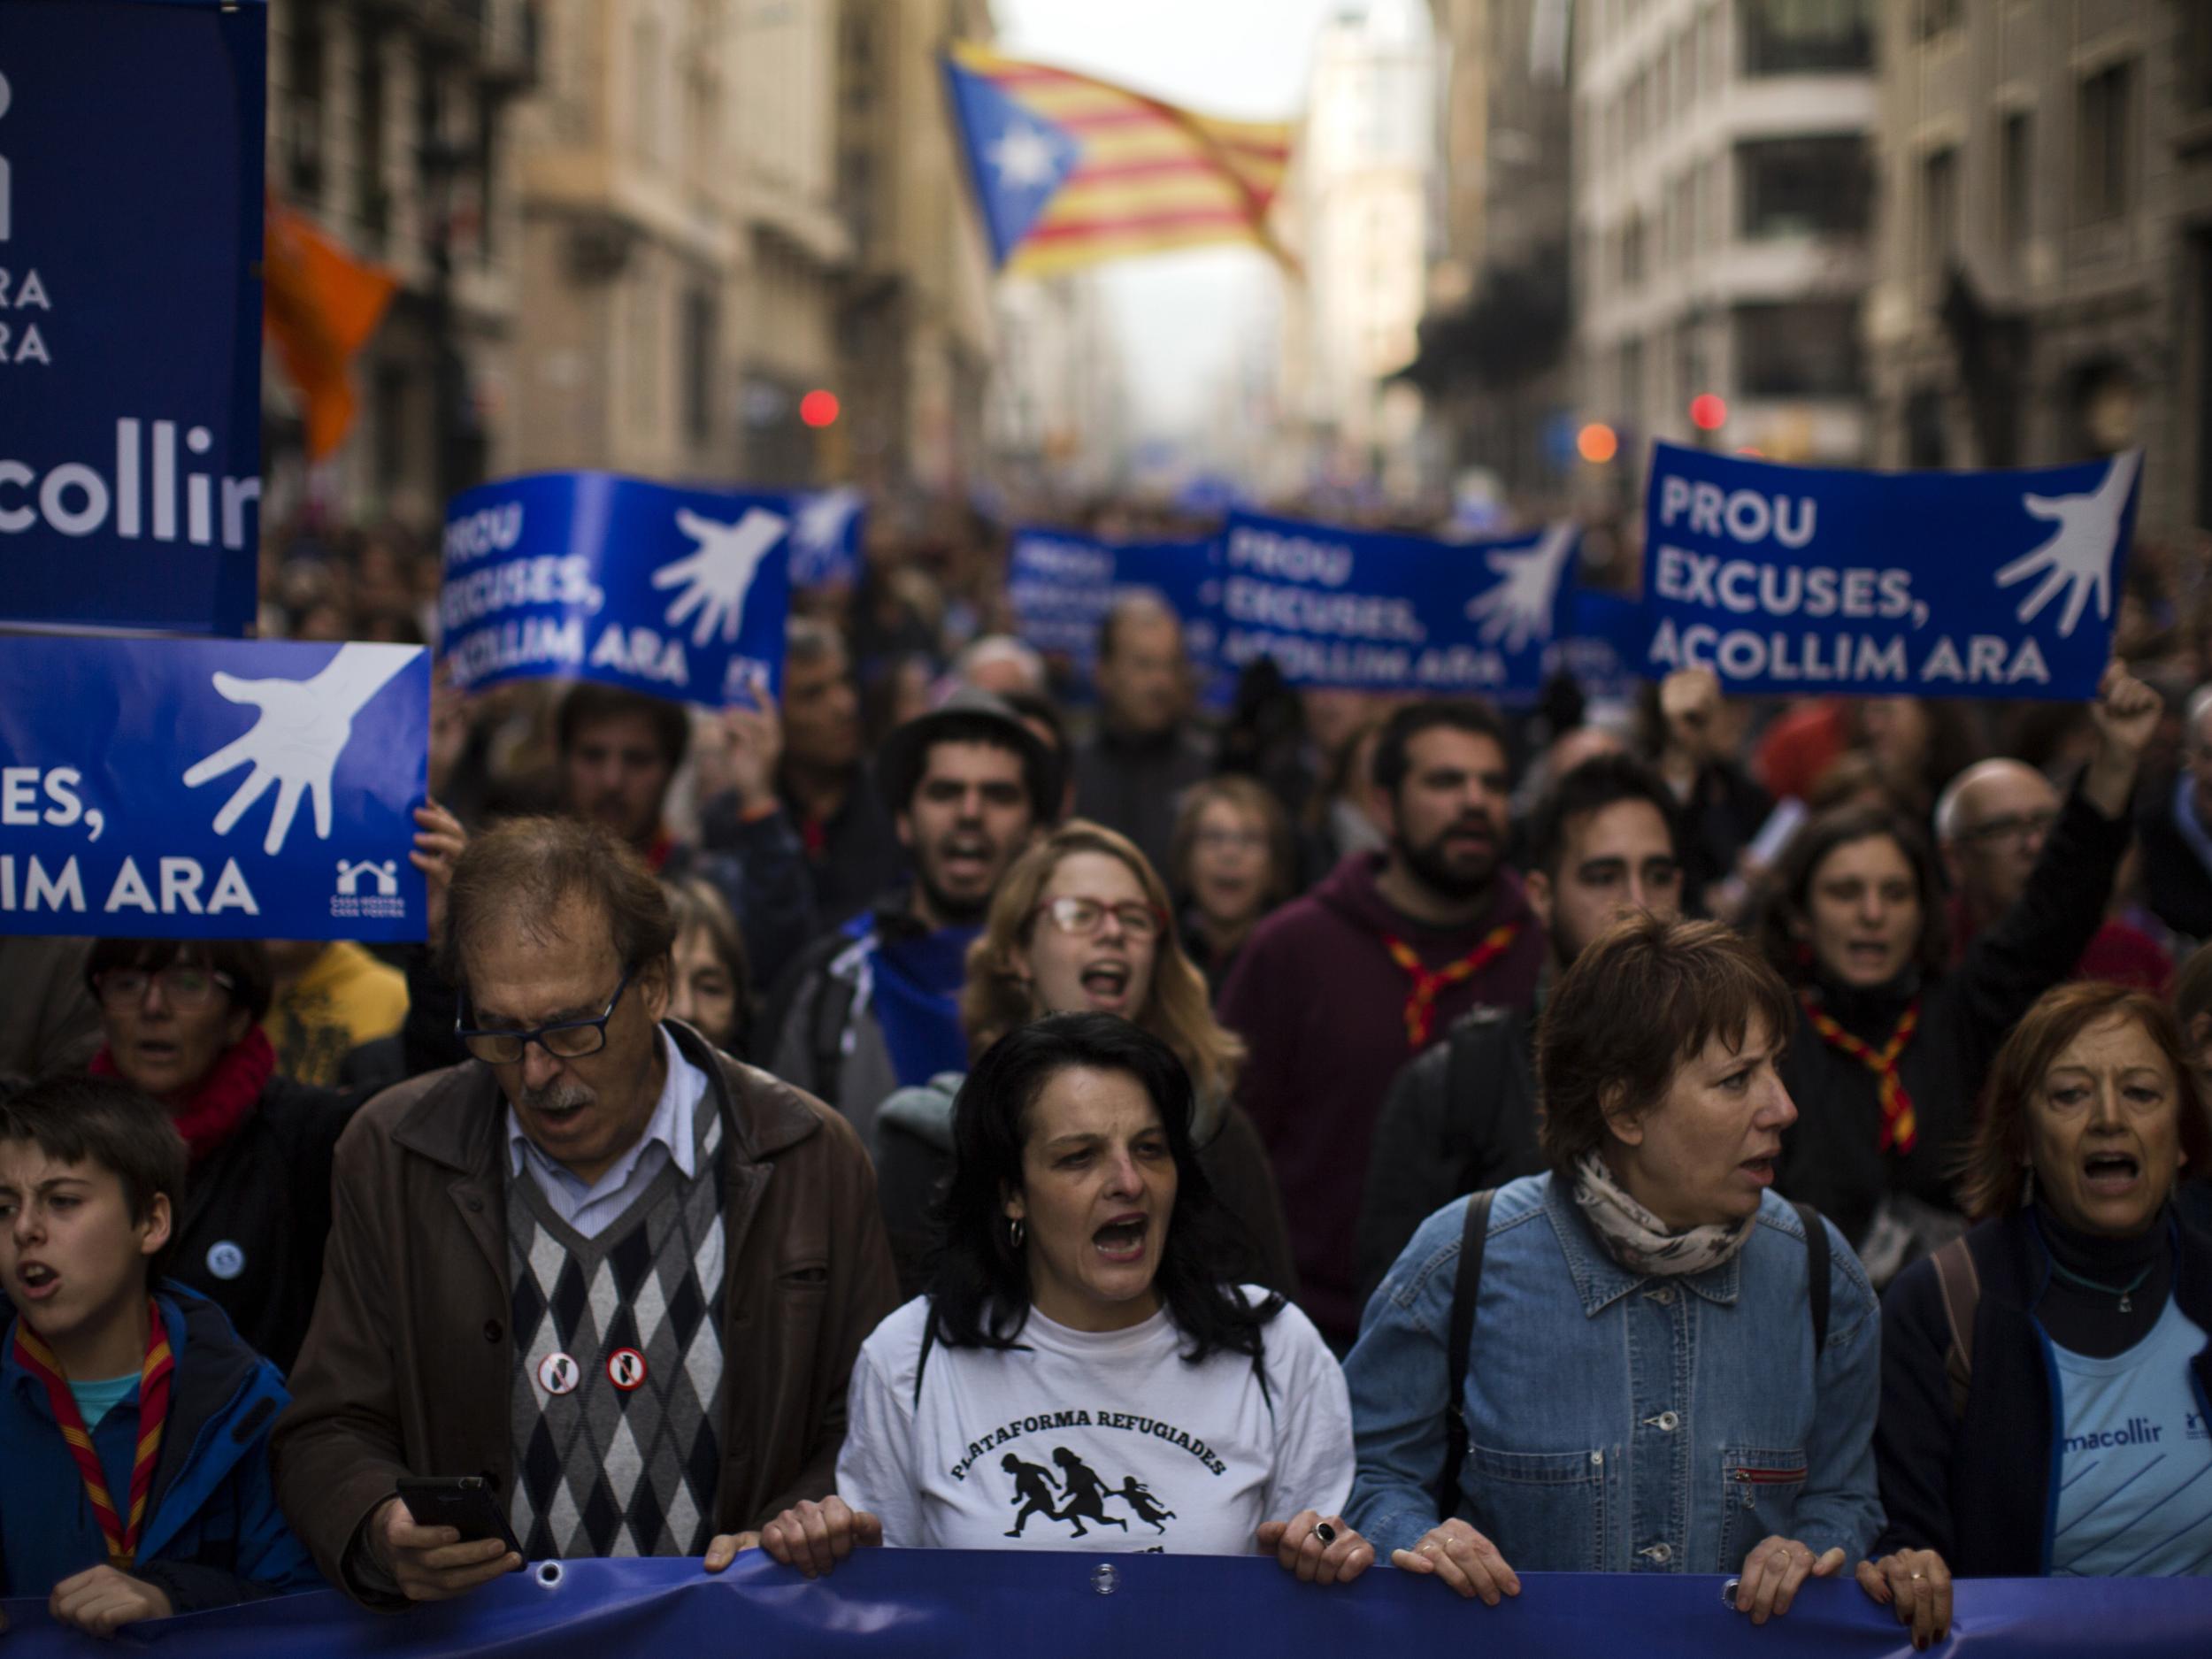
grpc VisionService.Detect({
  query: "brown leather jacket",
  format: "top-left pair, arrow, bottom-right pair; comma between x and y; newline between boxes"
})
270,1020 -> 898,1603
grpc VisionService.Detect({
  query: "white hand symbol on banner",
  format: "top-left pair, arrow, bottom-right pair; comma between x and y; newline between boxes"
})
1993,449 -> 2140,639
653,507 -> 788,648
793,488 -> 860,556
181,643 -> 413,856
1464,522 -> 1577,653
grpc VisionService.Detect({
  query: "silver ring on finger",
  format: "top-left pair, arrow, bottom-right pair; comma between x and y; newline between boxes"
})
1314,1521 -> 1338,1547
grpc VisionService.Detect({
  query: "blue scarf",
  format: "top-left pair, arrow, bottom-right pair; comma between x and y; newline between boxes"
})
867,922 -> 981,1088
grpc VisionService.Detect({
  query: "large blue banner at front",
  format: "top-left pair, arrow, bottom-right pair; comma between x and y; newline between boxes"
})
0,638 -> 427,941
1641,442 -> 2141,701
5,1554 -> 2209,1658
441,472 -> 794,704
0,0 -> 266,636
1218,511 -> 1579,696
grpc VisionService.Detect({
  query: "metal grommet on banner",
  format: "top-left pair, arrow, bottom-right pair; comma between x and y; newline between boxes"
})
536,1562 -> 563,1590
1721,1578 -> 1743,1611
1090,1563 -> 1118,1596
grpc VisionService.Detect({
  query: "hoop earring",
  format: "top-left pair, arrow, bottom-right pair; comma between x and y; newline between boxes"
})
1008,1217 -> 1026,1251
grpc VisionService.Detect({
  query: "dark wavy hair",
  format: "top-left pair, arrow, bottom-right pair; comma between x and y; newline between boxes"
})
1750,803 -> 1948,985
925,1013 -> 1281,1366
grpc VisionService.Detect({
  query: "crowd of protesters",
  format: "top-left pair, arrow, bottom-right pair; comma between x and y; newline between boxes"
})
5,509 -> 2212,1640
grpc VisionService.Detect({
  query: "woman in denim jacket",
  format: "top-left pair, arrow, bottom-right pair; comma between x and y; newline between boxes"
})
1346,917 -> 1953,1649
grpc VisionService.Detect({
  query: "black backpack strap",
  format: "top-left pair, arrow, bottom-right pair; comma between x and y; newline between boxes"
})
1793,1201 -> 1830,1359
1438,1188 -> 1495,1521
809,965 -> 861,1109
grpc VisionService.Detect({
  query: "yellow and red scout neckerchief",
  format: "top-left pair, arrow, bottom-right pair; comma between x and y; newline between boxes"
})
1382,924 -> 1519,1048
12,1299 -> 174,1569
1800,990 -> 1921,1155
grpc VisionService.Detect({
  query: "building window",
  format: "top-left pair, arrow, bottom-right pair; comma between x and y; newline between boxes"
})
1906,387 -> 1947,468
2076,61 -> 2136,225
1620,334 -> 1645,422
1738,136 -> 1868,238
1915,0 -> 1962,42
1921,146 -> 1958,280
475,94 -> 498,260
632,17 -> 664,165
286,9 -> 326,198
1740,0 -> 1872,76
1998,112 -> 2031,261
1621,213 -> 1647,289
1735,302 -> 1863,397
682,286 -> 718,449
2185,7 -> 2212,112
356,31 -> 387,247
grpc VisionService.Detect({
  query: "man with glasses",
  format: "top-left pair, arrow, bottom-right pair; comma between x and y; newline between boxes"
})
764,689 -> 1057,1157
1937,757 -> 2170,989
271,815 -> 897,1606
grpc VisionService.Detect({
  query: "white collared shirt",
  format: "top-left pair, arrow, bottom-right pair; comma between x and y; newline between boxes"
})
504,1027 -> 711,1239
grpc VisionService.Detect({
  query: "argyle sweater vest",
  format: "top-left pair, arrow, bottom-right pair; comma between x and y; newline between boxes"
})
504,1104 -> 727,1557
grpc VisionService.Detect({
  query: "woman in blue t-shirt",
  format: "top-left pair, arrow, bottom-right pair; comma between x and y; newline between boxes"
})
1876,981 -> 2212,1579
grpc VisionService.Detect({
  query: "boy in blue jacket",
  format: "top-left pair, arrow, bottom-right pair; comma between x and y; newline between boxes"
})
0,1075 -> 321,1635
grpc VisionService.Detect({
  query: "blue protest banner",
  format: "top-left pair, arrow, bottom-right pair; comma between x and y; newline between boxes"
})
0,637 -> 427,941
0,0 -> 265,636
440,472 -> 793,705
1218,511 -> 1579,696
1640,442 -> 2141,700
1548,588 -> 1651,706
787,487 -> 866,590
1006,530 -> 1229,706
5,1553 -> 2210,1658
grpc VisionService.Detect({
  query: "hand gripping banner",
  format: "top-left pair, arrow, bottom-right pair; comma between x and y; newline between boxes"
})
440,472 -> 794,705
0,637 -> 428,941
1640,442 -> 2141,701
4,1553 -> 2209,1656
0,0 -> 267,636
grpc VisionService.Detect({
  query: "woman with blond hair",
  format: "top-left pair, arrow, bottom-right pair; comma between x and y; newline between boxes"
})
872,819 -> 1295,1299
1171,776 -> 1298,997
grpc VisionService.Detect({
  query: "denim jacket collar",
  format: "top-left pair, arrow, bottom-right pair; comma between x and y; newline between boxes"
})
1540,1175 -> 1743,1316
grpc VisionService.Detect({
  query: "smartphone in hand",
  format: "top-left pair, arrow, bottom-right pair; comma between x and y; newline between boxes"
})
396,1476 -> 525,1558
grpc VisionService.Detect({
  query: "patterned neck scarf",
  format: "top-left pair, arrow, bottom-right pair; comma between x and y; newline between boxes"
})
1381,923 -> 1519,1047
12,1300 -> 174,1569
1799,989 -> 1920,1155
1571,1150 -> 1756,1278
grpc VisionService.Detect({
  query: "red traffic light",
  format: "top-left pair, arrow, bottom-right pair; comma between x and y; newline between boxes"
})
1689,393 -> 1728,432
1577,422 -> 1619,464
799,389 -> 841,429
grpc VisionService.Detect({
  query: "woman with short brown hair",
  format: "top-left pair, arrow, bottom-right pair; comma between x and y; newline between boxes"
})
1348,916 -> 1947,1647
1875,981 -> 2212,1580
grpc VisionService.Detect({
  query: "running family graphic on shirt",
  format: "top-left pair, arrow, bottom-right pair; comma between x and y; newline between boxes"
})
946,1410 -> 1225,1541
835,1294 -> 1356,1558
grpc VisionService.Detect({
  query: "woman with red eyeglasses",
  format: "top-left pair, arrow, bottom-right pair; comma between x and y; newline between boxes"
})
872,820 -> 1295,1301
80,939 -> 357,1376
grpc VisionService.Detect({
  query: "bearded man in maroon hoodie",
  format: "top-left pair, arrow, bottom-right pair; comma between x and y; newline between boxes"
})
1217,699 -> 1545,1347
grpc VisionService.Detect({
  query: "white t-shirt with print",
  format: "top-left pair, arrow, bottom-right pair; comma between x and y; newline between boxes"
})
837,1290 -> 1354,1556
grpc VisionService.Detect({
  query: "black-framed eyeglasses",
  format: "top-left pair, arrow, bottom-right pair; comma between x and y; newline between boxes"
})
93,965 -> 236,1013
455,963 -> 639,1065
1959,810 -> 2058,849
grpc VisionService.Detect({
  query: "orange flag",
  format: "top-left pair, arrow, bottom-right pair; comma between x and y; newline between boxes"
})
264,197 -> 398,461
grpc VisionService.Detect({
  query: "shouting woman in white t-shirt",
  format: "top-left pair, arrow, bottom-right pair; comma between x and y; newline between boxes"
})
755,1012 -> 1372,1584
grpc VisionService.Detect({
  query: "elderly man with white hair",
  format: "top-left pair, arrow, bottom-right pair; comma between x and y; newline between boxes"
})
2134,683 -> 2212,946
1938,757 -> 2170,988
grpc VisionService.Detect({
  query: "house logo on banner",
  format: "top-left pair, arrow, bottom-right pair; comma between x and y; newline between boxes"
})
1641,442 -> 2139,701
441,472 -> 793,704
0,638 -> 428,941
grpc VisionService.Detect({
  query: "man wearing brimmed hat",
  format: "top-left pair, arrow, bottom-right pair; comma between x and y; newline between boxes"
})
762,690 -> 1058,1155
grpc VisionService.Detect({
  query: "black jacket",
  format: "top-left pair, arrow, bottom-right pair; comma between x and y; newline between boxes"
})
1775,783 -> 2131,1252
2135,767 -> 2212,943
1874,1207 -> 2212,1575
169,1074 -> 358,1377
1353,1003 -> 1544,1311
1071,724 -> 1216,879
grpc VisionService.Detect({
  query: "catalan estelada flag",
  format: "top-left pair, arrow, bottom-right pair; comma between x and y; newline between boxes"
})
942,43 -> 1294,278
